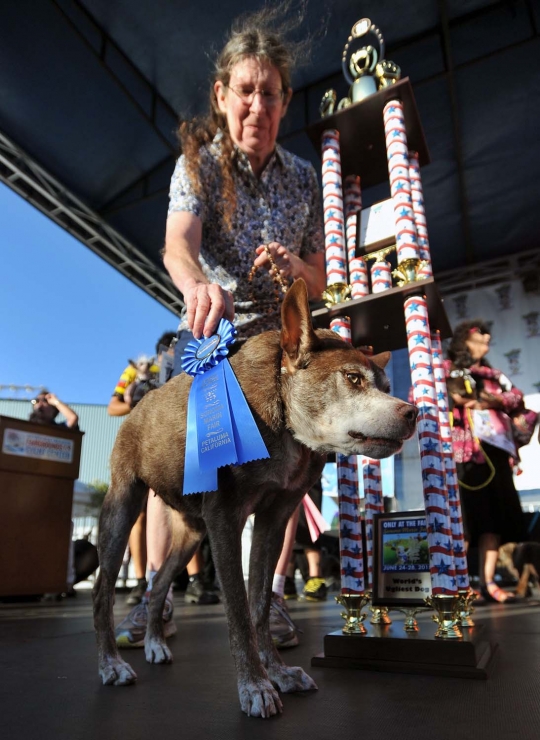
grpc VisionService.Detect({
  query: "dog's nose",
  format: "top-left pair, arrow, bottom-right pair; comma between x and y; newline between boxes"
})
398,403 -> 418,423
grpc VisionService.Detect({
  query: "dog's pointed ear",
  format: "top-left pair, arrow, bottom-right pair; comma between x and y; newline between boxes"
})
371,351 -> 391,369
280,279 -> 319,371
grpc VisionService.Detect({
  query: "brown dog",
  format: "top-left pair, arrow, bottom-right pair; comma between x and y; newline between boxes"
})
93,279 -> 417,718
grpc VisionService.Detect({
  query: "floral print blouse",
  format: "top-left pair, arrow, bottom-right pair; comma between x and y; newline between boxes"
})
168,137 -> 324,337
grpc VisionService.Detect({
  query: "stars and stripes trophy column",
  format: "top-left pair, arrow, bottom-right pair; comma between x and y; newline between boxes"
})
362,457 -> 393,625
404,296 -> 461,637
384,97 -> 461,637
409,150 -> 433,280
345,177 -> 392,625
344,175 -> 369,299
321,130 -> 369,634
430,330 -> 476,627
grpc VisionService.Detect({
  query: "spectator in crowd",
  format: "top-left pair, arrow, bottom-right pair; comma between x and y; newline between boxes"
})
499,541 -> 540,598
29,391 -> 78,429
29,391 -> 81,598
283,481 -> 328,602
445,319 -> 526,603
112,333 -> 219,648
108,336 -> 169,606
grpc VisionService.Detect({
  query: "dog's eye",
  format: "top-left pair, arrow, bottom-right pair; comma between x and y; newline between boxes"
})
346,373 -> 362,386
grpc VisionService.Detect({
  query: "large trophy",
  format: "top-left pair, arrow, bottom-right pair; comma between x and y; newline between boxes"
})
310,17 -> 497,680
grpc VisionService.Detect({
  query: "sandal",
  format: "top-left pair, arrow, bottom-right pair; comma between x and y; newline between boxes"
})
481,581 -> 516,604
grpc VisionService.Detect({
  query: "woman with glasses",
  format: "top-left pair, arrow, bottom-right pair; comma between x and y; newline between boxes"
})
115,7 -> 326,652
164,12 -> 325,340
445,320 -> 526,602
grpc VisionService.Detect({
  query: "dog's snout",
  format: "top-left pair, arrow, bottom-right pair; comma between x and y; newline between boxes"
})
399,403 -> 418,424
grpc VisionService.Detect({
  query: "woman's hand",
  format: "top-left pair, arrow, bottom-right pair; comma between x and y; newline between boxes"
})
476,391 -> 505,411
254,242 -> 300,281
183,281 -> 235,339
451,393 -> 477,408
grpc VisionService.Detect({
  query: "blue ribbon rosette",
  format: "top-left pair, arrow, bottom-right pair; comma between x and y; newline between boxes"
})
181,319 -> 270,495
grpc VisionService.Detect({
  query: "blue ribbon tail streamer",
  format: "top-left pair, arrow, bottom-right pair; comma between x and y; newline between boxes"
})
223,360 -> 270,464
183,376 -> 217,495
183,375 -> 217,496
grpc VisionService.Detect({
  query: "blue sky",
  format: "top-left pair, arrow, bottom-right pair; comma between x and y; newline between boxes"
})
0,183 -> 179,405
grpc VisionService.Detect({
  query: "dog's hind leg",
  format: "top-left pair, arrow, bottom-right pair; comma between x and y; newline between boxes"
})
249,494 -> 318,695
145,506 -> 206,665
204,499 -> 282,719
93,477 -> 148,686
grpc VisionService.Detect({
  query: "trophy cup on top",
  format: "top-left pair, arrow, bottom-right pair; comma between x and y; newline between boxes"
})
320,18 -> 401,117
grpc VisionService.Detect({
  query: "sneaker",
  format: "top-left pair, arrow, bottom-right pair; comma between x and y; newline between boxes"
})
303,577 -> 328,602
185,577 -> 220,605
126,578 -> 148,606
283,576 -> 298,600
116,596 -> 176,648
269,592 -> 300,649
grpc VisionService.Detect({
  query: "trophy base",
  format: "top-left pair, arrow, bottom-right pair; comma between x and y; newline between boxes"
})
311,621 -> 497,679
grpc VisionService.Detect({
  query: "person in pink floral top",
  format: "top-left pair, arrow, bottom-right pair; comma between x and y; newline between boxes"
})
445,320 -> 526,603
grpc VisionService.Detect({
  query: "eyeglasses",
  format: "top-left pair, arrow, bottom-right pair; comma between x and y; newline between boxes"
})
31,397 -> 48,405
227,84 -> 285,108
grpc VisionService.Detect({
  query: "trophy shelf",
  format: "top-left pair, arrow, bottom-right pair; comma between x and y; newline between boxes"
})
312,621 -> 498,680
311,277 -> 452,353
306,78 -> 430,188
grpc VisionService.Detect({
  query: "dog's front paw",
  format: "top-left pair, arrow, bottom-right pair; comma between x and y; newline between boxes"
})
99,656 -> 137,686
238,678 -> 283,718
266,664 -> 318,693
145,637 -> 173,664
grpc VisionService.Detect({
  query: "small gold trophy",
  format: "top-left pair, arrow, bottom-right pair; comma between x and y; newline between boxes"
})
322,282 -> 352,307
392,606 -> 433,633
392,257 -> 430,286
369,605 -> 392,625
458,588 -> 477,628
425,594 -> 463,639
336,592 -> 371,635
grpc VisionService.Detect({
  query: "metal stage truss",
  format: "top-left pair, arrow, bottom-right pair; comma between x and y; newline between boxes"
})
0,130 -> 184,316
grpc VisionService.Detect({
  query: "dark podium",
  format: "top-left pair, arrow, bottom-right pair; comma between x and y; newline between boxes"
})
0,416 -> 83,596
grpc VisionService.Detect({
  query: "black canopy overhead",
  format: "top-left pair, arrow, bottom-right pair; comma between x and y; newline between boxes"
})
1,0 -> 539,313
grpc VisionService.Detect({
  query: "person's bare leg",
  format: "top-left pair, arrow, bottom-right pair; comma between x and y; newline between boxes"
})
128,511 -> 147,580
273,506 -> 300,593
187,550 -> 204,576
146,492 -> 172,572
302,547 -> 328,600
480,532 -> 513,602
305,549 -> 321,578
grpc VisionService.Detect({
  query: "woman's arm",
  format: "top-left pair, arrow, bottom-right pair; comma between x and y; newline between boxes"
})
163,211 -> 235,338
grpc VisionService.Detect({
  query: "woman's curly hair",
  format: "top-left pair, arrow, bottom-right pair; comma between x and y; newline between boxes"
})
447,319 -> 492,369
178,2 -> 313,230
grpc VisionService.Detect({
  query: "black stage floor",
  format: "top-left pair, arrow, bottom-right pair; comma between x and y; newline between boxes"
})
1,590 -> 540,740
